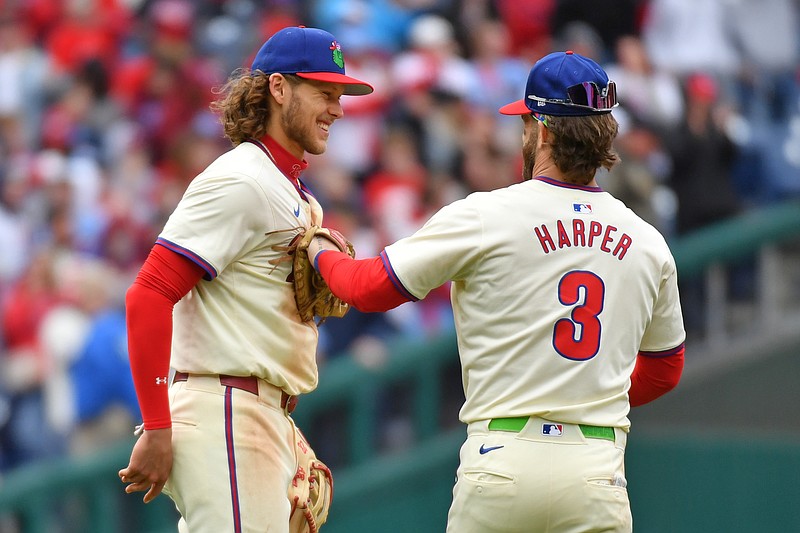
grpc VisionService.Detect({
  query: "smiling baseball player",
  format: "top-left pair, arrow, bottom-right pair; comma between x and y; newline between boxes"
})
305,51 -> 686,532
118,26 -> 372,533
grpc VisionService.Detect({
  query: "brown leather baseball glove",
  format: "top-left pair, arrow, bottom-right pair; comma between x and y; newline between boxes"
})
284,226 -> 355,323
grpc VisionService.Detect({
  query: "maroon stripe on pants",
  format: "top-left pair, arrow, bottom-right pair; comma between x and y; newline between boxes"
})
224,387 -> 242,533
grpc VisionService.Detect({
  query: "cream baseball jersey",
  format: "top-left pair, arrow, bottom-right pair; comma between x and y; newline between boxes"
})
383,176 -> 685,429
157,141 -> 322,395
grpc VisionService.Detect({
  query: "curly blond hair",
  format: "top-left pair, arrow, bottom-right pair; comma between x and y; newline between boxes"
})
540,113 -> 620,185
210,70 -> 300,145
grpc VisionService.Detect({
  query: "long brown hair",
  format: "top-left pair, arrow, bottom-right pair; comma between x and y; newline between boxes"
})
210,70 -> 300,146
541,113 -> 620,185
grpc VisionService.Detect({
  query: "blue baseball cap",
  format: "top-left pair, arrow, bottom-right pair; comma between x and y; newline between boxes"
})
499,51 -> 617,117
251,26 -> 374,96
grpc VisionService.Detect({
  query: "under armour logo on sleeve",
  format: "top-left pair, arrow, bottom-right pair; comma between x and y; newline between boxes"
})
155,377 -> 168,385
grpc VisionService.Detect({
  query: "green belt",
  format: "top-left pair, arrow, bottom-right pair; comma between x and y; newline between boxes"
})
488,416 -> 616,442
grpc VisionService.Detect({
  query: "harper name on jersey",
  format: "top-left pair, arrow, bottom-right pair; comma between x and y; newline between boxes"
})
533,218 -> 633,260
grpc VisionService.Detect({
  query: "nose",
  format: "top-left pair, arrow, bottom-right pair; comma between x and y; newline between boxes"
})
329,100 -> 344,120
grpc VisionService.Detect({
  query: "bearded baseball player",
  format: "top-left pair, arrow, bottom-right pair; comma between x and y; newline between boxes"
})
117,26 -> 372,532
306,51 -> 686,532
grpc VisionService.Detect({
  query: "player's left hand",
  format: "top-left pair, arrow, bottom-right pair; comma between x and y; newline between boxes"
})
118,427 -> 173,503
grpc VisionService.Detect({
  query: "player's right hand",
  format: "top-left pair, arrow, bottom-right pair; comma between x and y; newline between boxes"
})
306,227 -> 348,265
118,427 -> 173,503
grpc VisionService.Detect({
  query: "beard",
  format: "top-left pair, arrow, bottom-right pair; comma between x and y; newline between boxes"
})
521,125 -> 538,181
281,95 -> 327,156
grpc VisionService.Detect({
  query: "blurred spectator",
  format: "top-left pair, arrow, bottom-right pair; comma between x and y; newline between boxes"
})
550,0 -> 640,61
64,259 -> 139,457
601,122 -> 677,237
727,0 -> 799,123
726,0 -> 800,201
641,0 -> 741,85
456,111 -> 517,192
552,21 -> 605,63
391,13 -> 479,101
0,13 -> 51,153
494,0 -> 555,61
42,0 -> 131,77
110,1 -> 225,166
605,34 -> 685,131
362,127 -> 428,246
0,173 -> 31,293
389,14 -> 480,174
462,17 -> 530,150
0,248 -> 65,470
663,73 -> 743,235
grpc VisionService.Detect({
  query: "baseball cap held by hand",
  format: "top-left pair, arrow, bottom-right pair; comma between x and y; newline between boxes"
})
500,50 -> 617,117
251,26 -> 374,96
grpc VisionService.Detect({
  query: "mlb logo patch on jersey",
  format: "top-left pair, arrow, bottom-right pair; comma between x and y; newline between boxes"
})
541,423 -> 564,436
573,203 -> 592,214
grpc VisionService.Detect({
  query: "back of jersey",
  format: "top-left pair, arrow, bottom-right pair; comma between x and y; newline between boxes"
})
451,177 -> 684,428
383,176 -> 685,429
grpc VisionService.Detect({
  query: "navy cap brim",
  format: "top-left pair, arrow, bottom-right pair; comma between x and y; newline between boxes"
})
296,72 -> 374,96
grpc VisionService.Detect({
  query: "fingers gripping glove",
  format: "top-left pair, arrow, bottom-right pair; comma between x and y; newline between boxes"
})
291,226 -> 355,323
288,424 -> 333,533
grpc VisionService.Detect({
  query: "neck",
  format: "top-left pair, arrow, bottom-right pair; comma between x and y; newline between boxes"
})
265,124 -> 304,160
252,135 -> 308,180
531,158 -> 597,187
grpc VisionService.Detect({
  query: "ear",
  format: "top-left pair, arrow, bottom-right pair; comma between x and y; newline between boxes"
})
269,73 -> 289,104
537,119 -> 549,146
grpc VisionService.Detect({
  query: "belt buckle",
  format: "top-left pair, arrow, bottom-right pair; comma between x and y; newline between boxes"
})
282,392 -> 298,415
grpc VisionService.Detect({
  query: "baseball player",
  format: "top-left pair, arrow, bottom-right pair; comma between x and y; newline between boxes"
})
117,27 -> 373,532
306,51 -> 685,532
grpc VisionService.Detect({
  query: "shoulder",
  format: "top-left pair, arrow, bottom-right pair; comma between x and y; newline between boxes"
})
188,143 -> 283,193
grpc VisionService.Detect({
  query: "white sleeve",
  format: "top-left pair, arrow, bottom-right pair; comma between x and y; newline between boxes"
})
640,255 -> 686,352
383,200 -> 483,300
159,173 -> 273,277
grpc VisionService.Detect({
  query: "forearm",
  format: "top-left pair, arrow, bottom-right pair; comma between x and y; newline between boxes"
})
126,281 -> 175,430
629,345 -> 685,407
315,250 -> 411,312
127,245 -> 205,429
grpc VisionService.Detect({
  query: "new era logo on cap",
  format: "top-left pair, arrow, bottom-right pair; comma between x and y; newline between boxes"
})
250,26 -> 373,96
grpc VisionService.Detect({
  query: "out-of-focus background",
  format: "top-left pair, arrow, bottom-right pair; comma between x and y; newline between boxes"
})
0,0 -> 798,532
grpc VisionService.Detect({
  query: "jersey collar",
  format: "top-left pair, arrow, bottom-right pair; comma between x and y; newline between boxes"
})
249,135 -> 309,181
533,175 -> 603,192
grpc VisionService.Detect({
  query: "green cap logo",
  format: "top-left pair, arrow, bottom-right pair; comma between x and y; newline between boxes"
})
330,41 -> 345,69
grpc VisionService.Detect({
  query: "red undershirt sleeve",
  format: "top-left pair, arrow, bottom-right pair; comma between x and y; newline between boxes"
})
315,250 -> 412,312
126,244 -> 205,429
629,345 -> 685,407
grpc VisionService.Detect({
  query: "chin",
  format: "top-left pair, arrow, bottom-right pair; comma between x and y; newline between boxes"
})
305,141 -> 327,156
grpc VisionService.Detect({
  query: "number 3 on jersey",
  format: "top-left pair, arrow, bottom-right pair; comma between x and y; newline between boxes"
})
553,270 -> 604,361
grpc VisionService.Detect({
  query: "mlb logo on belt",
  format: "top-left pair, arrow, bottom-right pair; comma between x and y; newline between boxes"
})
542,423 -> 563,436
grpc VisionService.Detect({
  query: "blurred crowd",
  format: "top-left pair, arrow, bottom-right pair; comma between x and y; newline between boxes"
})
0,0 -> 798,475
